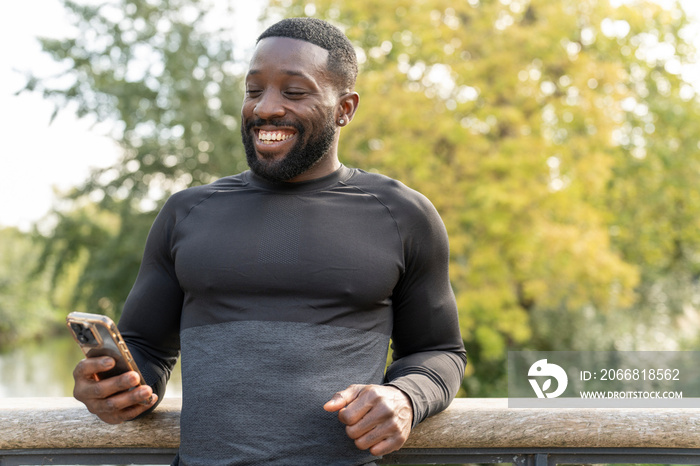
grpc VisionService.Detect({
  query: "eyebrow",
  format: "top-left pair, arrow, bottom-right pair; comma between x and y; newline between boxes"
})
247,69 -> 314,80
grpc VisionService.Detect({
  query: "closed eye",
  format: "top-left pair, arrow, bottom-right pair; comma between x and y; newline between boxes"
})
284,90 -> 308,99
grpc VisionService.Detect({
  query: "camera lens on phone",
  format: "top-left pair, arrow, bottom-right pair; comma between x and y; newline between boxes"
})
72,323 -> 97,346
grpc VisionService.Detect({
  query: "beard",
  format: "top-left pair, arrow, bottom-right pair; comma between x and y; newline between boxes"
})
241,109 -> 337,182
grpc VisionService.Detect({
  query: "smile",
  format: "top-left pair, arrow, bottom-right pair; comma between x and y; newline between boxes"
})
257,129 -> 296,145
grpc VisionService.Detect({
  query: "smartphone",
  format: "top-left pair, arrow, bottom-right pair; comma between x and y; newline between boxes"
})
66,311 -> 146,384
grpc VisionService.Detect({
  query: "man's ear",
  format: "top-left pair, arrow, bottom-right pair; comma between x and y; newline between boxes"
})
336,92 -> 360,126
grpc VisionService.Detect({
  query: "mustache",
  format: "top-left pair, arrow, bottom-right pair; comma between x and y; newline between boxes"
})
245,118 -> 304,133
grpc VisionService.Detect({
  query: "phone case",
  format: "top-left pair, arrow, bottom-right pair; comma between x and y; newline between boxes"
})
66,312 -> 146,384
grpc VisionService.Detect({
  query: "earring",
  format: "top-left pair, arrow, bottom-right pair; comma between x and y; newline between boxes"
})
338,118 -> 345,125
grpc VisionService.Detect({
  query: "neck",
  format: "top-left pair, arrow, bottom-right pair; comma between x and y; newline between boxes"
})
287,151 -> 341,182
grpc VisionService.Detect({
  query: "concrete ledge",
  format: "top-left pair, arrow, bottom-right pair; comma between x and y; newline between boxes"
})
2,398 -> 700,451
405,398 -> 700,449
0,397 -> 181,450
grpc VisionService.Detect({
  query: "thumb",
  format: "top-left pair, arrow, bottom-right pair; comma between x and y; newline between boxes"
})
323,384 -> 365,412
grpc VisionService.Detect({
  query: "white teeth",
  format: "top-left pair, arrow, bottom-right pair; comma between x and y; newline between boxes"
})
258,130 -> 294,143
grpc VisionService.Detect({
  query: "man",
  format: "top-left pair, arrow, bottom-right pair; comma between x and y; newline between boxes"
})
72,17 -> 466,465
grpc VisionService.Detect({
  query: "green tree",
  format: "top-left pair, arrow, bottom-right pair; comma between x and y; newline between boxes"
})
266,0 -> 699,394
0,228 -> 57,348
605,3 -> 700,348
23,0 -> 247,312
532,2 -> 700,354
25,0 -> 700,397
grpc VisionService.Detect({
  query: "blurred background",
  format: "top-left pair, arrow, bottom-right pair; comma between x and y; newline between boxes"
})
1,0 -> 699,399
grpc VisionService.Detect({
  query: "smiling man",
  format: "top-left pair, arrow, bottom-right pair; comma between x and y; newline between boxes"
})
241,20 -> 356,183
71,17 -> 466,466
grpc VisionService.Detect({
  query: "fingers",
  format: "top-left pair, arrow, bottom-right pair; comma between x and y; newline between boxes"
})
73,356 -> 113,381
335,386 -> 378,427
342,393 -> 392,436
323,384 -> 365,413
73,358 -> 157,424
74,358 -> 138,401
366,435 -> 406,457
325,384 -> 413,456
107,391 -> 158,424
351,417 -> 408,456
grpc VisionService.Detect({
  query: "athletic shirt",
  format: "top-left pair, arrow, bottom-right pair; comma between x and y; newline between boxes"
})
118,165 -> 466,466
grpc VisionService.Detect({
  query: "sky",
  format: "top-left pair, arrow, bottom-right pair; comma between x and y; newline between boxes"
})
0,0 -> 115,231
0,0 -> 698,232
0,0 -> 265,232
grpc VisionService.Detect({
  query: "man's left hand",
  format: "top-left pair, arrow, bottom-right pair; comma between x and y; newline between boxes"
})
323,384 -> 413,456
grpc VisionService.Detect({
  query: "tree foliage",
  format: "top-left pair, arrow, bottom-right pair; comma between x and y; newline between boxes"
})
267,0 -> 700,394
0,228 -> 57,348
24,0 -> 247,312
21,0 -> 700,395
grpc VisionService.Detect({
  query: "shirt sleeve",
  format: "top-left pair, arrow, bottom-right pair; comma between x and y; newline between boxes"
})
118,196 -> 184,410
383,191 -> 467,428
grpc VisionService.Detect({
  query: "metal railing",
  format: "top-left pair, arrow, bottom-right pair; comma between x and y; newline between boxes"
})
2,397 -> 700,465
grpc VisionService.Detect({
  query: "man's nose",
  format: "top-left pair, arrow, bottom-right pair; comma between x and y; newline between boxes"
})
254,90 -> 286,120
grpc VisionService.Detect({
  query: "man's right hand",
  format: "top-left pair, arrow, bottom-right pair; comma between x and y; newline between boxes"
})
73,356 -> 157,424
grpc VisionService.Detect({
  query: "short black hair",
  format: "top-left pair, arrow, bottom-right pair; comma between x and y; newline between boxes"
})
257,17 -> 358,92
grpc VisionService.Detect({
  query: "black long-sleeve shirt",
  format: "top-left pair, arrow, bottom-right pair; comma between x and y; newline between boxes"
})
119,165 -> 466,465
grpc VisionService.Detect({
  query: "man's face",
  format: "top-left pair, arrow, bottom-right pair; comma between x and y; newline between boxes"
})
241,37 -> 340,182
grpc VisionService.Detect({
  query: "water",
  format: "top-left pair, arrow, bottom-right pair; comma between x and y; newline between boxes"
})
0,335 -> 182,398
